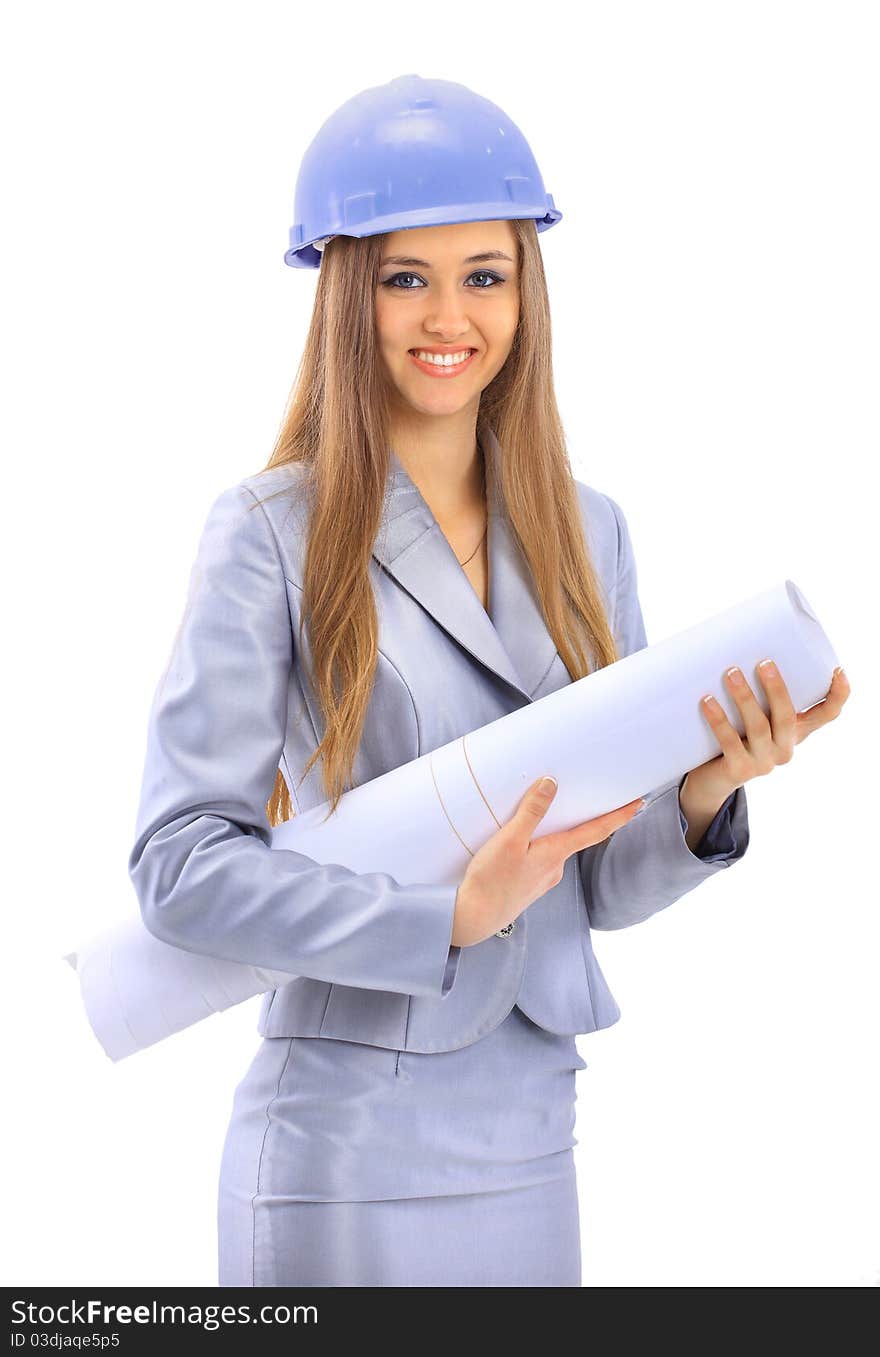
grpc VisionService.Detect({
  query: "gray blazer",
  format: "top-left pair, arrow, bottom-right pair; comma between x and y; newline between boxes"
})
128,424 -> 749,1053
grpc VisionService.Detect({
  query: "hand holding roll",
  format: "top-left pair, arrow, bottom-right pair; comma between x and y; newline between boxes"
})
451,777 -> 645,947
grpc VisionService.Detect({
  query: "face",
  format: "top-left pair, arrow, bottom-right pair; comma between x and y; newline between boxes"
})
374,220 -> 520,421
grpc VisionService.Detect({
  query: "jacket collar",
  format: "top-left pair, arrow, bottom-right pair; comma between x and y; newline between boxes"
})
371,424 -> 560,702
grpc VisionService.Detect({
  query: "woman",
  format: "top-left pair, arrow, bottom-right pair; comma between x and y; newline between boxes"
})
128,74 -> 849,1288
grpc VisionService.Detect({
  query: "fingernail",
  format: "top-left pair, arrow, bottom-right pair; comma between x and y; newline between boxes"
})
835,666 -> 847,681
539,776 -> 557,794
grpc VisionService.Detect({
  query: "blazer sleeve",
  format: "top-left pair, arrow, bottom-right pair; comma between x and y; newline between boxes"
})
578,492 -> 750,931
127,482 -> 461,999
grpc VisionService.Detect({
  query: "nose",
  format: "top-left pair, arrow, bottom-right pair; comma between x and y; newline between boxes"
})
422,284 -> 473,339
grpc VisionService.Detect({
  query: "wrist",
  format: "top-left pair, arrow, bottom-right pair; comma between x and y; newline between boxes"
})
680,765 -> 739,806
679,769 -> 738,855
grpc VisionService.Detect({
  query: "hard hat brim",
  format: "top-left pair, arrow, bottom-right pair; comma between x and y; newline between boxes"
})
284,199 -> 562,270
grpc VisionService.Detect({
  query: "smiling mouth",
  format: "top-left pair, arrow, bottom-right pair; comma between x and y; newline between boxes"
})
407,348 -> 479,376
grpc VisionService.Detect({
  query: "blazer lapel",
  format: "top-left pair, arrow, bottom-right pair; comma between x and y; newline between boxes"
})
371,424 -> 560,703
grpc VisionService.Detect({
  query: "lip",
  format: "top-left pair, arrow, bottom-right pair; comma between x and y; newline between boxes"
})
408,348 -> 478,378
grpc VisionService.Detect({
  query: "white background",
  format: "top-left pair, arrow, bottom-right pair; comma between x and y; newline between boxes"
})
2,0 -> 877,1288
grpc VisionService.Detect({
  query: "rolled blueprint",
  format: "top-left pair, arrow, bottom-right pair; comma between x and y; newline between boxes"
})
65,579 -> 839,1061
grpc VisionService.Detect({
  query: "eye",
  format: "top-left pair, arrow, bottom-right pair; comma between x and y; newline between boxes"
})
380,270 -> 506,291
382,272 -> 424,290
468,270 -> 504,289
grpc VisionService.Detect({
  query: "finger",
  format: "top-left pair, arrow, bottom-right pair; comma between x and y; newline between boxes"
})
701,690 -> 752,778
754,658 -> 797,757
510,776 -> 559,847
723,666 -> 773,747
795,667 -> 850,741
545,797 -> 646,859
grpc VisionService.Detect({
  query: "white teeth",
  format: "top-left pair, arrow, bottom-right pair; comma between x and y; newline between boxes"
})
412,350 -> 474,367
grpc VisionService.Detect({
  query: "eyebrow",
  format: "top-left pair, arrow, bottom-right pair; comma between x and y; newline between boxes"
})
379,250 -> 515,267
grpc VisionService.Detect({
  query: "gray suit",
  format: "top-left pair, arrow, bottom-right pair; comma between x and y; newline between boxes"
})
128,423 -> 748,1056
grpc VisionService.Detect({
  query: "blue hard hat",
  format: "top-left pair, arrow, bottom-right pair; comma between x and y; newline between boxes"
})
284,73 -> 562,269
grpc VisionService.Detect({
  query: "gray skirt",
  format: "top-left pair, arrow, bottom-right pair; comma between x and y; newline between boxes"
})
217,1003 -> 588,1287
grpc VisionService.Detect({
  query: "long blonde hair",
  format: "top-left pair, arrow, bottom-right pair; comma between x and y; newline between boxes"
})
253,218 -> 620,827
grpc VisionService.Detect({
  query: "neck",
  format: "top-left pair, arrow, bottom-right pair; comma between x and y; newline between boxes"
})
388,412 -> 485,522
